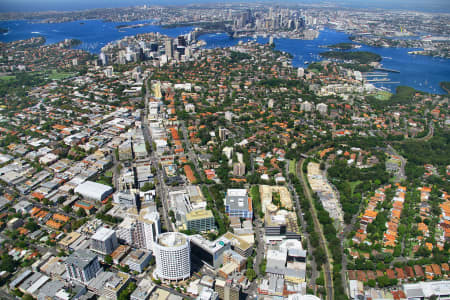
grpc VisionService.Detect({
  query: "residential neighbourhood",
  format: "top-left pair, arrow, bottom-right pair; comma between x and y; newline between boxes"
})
0,3 -> 449,300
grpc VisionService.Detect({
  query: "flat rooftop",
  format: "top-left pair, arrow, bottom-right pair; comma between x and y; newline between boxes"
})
157,232 -> 187,248
91,227 -> 115,242
186,209 -> 213,221
227,189 -> 247,197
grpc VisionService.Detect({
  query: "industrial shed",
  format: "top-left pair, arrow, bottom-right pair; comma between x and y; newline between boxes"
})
74,181 -> 113,202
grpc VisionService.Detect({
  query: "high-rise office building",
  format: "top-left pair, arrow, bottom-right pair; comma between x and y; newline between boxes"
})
225,189 -> 252,219
99,52 -> 108,65
154,232 -> 190,281
65,249 -> 102,284
186,209 -> 215,232
165,39 -> 173,59
116,208 -> 161,251
177,35 -> 187,47
91,227 -> 118,255
233,162 -> 246,177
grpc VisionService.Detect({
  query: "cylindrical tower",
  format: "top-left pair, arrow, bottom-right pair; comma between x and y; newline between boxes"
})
154,232 -> 190,281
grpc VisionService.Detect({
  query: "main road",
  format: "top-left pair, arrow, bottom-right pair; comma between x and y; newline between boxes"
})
140,78 -> 173,232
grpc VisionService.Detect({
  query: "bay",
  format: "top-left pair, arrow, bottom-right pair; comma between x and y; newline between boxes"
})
0,19 -> 193,53
1,20 -> 449,94
200,29 -> 450,94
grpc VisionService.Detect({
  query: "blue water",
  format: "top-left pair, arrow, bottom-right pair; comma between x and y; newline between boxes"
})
0,19 -> 193,53
200,29 -> 450,94
1,20 -> 449,94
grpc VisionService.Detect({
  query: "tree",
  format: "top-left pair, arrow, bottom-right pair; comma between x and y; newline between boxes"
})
367,279 -> 376,288
141,182 -> 154,192
169,210 -> 176,223
118,282 -> 137,300
246,268 -> 256,281
377,276 -> 391,288
22,295 -> 34,300
104,255 -> 113,265
0,254 -> 17,272
25,221 -> 39,232
76,208 -> 87,217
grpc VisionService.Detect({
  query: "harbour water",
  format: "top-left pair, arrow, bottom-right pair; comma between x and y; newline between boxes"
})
1,20 -> 449,94
0,19 -> 193,53
200,29 -> 450,94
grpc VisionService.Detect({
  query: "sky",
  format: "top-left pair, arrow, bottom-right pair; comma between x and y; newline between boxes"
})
0,0 -> 449,13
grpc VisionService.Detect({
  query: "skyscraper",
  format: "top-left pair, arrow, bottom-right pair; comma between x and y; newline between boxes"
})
177,35 -> 187,47
154,232 -> 191,281
165,39 -> 173,59
116,208 -> 161,251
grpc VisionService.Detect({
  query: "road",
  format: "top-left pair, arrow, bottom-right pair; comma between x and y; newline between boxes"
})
179,120 -> 205,182
140,79 -> 173,232
253,217 -> 265,276
112,149 -> 120,191
244,216 -> 265,298
298,158 -> 334,300
386,144 -> 407,182
420,122 -> 434,142
0,287 -> 16,300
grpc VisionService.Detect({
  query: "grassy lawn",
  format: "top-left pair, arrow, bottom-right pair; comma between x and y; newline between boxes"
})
387,158 -> 401,166
374,91 -> 392,101
389,176 -> 399,183
0,75 -> 16,81
104,170 -> 113,177
349,180 -> 362,195
289,159 -> 296,175
49,70 -> 76,80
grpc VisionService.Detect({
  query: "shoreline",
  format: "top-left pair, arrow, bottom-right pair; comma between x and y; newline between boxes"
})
1,20 -> 449,95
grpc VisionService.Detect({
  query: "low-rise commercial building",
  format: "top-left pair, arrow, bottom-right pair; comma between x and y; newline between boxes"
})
124,249 -> 152,272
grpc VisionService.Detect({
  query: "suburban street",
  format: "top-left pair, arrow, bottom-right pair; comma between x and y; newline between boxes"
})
179,120 -> 205,182
386,144 -> 407,181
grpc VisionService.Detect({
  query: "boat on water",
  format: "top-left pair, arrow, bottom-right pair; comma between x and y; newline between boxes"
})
377,86 -> 392,92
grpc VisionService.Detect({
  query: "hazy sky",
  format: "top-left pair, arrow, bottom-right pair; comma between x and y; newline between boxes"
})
0,0 -> 449,13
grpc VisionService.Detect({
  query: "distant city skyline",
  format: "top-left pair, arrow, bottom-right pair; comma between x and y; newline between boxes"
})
0,0 -> 449,13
